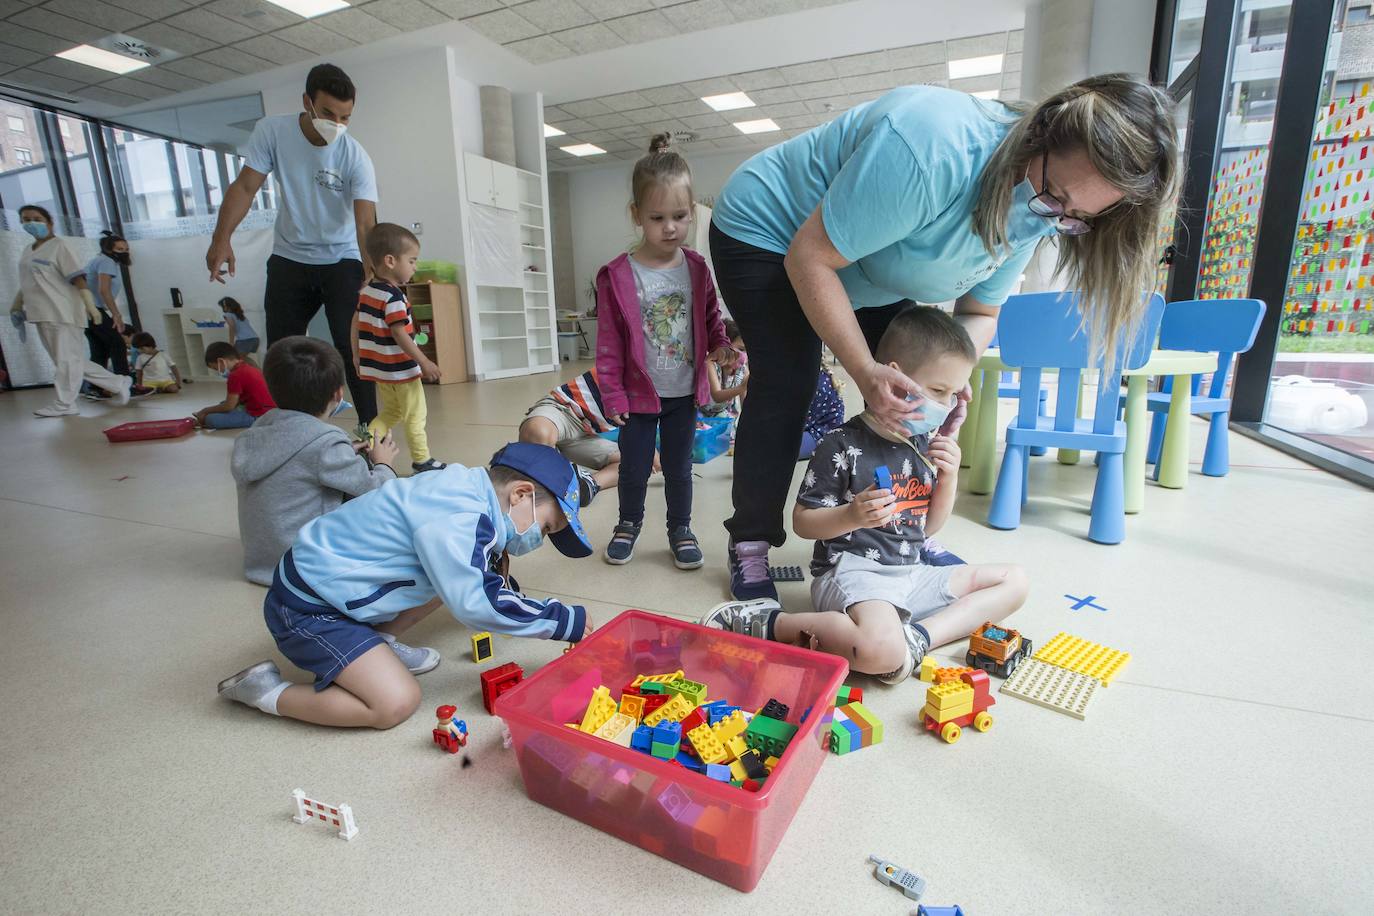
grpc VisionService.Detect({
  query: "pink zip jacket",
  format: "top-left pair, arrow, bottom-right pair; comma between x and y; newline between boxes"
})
594,249 -> 731,416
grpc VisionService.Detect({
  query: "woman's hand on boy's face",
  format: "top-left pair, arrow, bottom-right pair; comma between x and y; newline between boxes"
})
927,435 -> 960,475
847,484 -> 896,529
937,384 -> 972,437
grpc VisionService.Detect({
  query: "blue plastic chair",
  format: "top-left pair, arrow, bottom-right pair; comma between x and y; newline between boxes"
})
988,291 -> 1166,544
1141,298 -> 1265,478
990,331 -> 1049,457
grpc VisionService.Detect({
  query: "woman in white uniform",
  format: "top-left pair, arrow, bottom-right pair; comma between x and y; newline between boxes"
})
9,205 -> 132,417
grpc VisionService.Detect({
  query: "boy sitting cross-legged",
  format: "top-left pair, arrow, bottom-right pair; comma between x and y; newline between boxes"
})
218,442 -> 595,729
703,306 -> 1028,683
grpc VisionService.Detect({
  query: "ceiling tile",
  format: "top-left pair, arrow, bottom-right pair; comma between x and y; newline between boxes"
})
803,94 -> 851,114
689,123 -> 734,140
1004,51 -> 1022,73
577,0 -> 652,17
0,24 -> 74,55
29,55 -> 107,84
163,9 -> 261,44
200,44 -> 275,74
774,113 -> 816,130
950,74 -> 1000,94
780,59 -> 836,84
131,65 -> 205,90
0,0 -> 28,16
104,0 -> 194,18
620,106 -> 663,124
1001,71 -> 1019,91
1009,29 -> 1023,52
363,0 -> 450,30
105,75 -> 175,99
659,98 -> 710,119
595,90 -> 653,110
42,0 -> 151,32
315,7 -> 402,42
604,9 -> 670,43
463,8 -> 540,43
505,33 -> 573,63
6,67 -> 84,92
639,83 -> 692,104
510,0 -> 595,32
553,22 -> 622,54
562,98 -> 612,117
128,21 -> 218,55
680,112 -> 725,129
789,77 -> 844,99
426,0 -> 503,18
726,0 -> 798,21
888,41 -> 944,68
0,42 -> 44,70
556,117 -> 594,132
842,72 -> 893,94
611,123 -> 647,139
749,85 -> 796,104
277,20 -> 359,53
160,55 -> 240,83
892,64 -> 947,85
73,84 -> 145,106
731,67 -> 785,91
599,138 -> 635,153
543,105 -> 573,122
681,76 -> 737,97
10,7 -> 106,43
946,31 -> 1007,59
586,111 -> 631,128
232,34 -> 312,65
203,0 -> 303,33
661,0 -> 734,32
760,99 -> 807,118
830,50 -> 890,77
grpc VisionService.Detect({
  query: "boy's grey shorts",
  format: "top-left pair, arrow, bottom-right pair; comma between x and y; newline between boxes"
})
810,552 -> 959,623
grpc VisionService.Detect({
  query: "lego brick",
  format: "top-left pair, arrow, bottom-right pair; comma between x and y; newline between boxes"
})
724,735 -> 749,763
479,662 -> 523,715
630,669 -> 684,688
743,714 -> 798,758
650,740 -> 679,759
639,682 -> 666,695
656,783 -> 691,821
704,763 -> 731,782
643,693 -> 695,726
1034,632 -> 1131,685
934,665 -> 975,684
760,698 -> 790,720
675,750 -> 705,772
664,677 -> 707,705
640,694 -> 669,718
738,748 -> 767,780
999,657 -> 1098,720
593,712 -> 636,746
710,709 -> 748,745
924,681 -> 974,719
874,465 -> 892,490
768,564 -> 805,581
763,755 -> 779,772
578,685 -> 618,734
828,712 -> 862,755
470,631 -> 493,663
651,720 -> 682,746
630,724 -> 654,753
839,701 -> 883,746
619,693 -> 646,722
916,907 -> 966,916
687,722 -> 727,764
678,707 -> 707,738
835,684 -> 865,704
742,779 -> 762,792
918,655 -> 938,682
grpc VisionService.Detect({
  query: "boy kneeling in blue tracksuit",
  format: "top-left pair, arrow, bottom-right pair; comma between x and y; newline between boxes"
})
218,442 -> 594,729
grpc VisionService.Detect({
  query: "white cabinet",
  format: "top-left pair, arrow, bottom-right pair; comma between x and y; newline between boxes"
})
465,152 -> 519,211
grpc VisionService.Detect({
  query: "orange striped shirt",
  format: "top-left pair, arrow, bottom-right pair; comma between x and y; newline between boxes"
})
356,280 -> 419,383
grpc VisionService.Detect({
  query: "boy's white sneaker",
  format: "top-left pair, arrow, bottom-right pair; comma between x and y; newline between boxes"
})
380,634 -> 440,674
110,376 -> 132,406
34,404 -> 79,417
218,660 -> 286,709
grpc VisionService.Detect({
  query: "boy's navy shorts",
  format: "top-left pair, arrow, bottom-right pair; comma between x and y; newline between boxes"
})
264,553 -> 385,691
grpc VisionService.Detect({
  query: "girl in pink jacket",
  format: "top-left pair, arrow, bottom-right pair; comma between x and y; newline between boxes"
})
595,134 -> 734,570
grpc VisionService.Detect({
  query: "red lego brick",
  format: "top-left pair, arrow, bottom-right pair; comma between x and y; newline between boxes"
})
678,707 -> 707,737
480,662 -> 524,715
641,694 -> 669,717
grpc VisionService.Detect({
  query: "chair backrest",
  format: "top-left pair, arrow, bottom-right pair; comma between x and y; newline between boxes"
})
1157,298 -> 1265,399
997,291 -> 1166,435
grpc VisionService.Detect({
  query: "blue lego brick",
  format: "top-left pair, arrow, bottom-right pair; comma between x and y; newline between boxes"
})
651,720 -> 682,745
675,751 -> 705,772
916,907 -> 965,916
983,625 -> 1008,641
704,764 -> 731,782
707,704 -> 741,726
874,465 -> 892,490
630,724 -> 654,753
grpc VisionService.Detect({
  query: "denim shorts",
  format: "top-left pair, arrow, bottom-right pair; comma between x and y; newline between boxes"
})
263,578 -> 384,691
810,552 -> 959,623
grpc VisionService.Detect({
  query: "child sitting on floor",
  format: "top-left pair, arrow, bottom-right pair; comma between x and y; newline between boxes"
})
217,442 -> 595,729
131,332 -> 182,393
194,342 -> 275,429
519,367 -> 621,501
702,306 -> 1028,683
231,336 -> 400,587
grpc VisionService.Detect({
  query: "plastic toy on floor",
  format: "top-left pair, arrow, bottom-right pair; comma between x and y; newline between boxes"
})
965,621 -> 1033,678
480,661 -> 524,714
103,418 -> 195,443
432,705 -> 469,753
768,565 -> 805,582
868,853 -> 926,900
920,669 -> 995,744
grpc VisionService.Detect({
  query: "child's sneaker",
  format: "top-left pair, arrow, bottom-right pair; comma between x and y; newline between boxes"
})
412,458 -> 447,474
876,619 -> 930,685
575,466 -> 600,505
668,526 -> 703,570
34,404 -> 80,418
218,660 -> 287,709
728,539 -> 778,601
604,520 -> 641,564
700,598 -> 782,640
380,633 -> 441,674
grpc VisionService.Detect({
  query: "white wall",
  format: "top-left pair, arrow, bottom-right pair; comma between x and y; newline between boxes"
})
564,148 -> 756,312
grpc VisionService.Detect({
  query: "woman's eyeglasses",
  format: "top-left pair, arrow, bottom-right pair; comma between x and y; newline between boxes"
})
1027,153 -> 1092,236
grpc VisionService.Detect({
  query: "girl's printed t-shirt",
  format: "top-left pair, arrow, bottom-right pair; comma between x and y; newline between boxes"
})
629,257 -> 694,398
136,351 -> 176,384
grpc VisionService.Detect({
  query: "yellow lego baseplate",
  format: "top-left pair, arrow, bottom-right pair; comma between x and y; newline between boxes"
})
999,657 -> 1098,720
1034,633 -> 1130,686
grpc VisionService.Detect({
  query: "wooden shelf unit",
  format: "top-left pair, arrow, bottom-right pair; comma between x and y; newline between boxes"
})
404,281 -> 469,384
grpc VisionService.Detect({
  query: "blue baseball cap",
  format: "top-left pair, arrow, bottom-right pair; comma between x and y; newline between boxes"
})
489,442 -> 593,558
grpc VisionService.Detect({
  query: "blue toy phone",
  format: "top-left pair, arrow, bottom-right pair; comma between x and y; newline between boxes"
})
874,465 -> 892,490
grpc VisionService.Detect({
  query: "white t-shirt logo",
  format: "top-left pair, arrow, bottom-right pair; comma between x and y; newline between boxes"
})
314,169 -> 345,192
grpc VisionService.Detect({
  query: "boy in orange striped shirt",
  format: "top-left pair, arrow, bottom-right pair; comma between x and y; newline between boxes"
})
352,223 -> 446,473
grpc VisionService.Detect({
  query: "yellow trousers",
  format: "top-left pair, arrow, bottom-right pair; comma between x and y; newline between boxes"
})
369,378 -> 429,464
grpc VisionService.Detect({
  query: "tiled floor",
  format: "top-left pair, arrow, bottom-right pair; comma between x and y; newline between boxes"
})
2,363 -> 1371,914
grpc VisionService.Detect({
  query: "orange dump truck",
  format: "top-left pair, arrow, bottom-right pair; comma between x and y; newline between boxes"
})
965,621 -> 1033,678
920,669 -> 995,744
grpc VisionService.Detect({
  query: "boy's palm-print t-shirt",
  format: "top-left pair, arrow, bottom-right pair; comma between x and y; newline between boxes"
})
796,415 -> 937,576
630,256 -> 695,398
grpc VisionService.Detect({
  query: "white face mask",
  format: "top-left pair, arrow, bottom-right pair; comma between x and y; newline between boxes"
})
308,101 -> 346,146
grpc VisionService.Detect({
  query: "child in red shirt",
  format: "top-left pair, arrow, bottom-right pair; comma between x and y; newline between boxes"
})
194,341 -> 276,429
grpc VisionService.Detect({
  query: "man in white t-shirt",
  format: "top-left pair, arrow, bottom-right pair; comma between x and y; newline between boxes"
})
206,63 -> 379,423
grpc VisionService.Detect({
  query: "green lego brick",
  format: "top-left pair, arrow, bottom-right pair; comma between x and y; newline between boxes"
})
664,677 -> 707,705
743,714 -> 798,758
836,685 -> 863,705
650,740 -> 679,759
730,779 -> 745,788
639,682 -> 666,695
827,719 -> 854,755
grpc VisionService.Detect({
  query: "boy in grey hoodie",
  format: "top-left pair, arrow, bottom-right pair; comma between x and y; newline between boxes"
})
232,336 -> 398,588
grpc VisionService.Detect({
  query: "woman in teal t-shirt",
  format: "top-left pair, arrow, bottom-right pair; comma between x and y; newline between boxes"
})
710,74 -> 1179,600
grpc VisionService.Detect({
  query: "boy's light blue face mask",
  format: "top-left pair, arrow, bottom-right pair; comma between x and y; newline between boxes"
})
902,394 -> 952,439
504,491 -> 544,556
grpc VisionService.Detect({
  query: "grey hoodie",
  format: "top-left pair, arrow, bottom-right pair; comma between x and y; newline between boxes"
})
231,409 -> 396,586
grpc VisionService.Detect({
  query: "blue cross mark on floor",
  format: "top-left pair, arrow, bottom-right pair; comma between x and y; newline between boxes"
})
1065,594 -> 1107,612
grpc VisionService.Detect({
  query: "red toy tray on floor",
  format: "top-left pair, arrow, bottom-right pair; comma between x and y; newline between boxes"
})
102,418 -> 195,442
496,609 -> 847,891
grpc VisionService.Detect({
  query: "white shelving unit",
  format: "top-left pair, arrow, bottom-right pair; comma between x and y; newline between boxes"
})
458,91 -> 557,381
162,308 -> 230,382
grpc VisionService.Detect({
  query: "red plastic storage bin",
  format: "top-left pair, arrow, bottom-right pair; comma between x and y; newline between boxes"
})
103,418 -> 195,442
496,609 -> 847,891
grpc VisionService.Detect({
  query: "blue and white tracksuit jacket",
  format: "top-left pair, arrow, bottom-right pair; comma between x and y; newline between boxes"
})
273,464 -> 586,642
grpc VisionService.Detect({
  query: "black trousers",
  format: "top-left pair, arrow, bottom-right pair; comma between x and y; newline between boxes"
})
263,254 -> 376,423
710,223 -> 909,547
85,311 -> 129,375
617,394 -> 696,531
